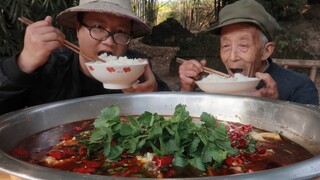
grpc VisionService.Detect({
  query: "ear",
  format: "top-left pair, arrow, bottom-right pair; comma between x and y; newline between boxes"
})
261,42 -> 275,60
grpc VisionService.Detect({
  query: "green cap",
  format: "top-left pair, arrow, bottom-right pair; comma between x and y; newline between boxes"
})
208,0 -> 281,41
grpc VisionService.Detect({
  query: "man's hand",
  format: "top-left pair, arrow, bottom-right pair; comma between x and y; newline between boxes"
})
251,72 -> 279,99
18,16 -> 65,73
179,59 -> 206,92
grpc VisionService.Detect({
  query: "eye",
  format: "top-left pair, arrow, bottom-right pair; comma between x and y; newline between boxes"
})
221,44 -> 230,50
116,29 -> 129,35
239,44 -> 248,51
93,25 -> 104,29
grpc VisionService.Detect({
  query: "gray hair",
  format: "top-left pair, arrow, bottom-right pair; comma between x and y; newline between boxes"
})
259,30 -> 269,47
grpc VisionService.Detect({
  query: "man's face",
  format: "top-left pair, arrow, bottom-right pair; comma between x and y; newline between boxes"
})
76,12 -> 131,76
220,23 -> 266,77
77,12 -> 132,57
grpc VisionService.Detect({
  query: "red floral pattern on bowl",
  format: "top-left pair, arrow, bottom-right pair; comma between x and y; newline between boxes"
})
85,61 -> 148,89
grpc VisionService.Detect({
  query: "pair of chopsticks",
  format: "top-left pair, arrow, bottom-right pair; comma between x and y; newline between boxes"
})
18,16 -> 105,62
176,57 -> 230,78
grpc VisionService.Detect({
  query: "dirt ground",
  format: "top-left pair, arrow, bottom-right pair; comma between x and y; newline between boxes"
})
130,38 -> 181,91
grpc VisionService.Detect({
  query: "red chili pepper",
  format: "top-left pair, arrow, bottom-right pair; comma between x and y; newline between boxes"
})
73,126 -> 83,131
247,154 -> 268,161
165,169 -> 175,178
73,167 -> 96,174
48,150 -> 63,160
48,148 -> 74,160
121,166 -> 141,177
152,155 -> 173,167
60,148 -> 75,156
256,147 -> 267,154
84,161 -> 102,168
78,146 -> 87,156
116,159 -> 129,166
11,147 -> 29,159
241,125 -> 253,133
60,133 -> 73,141
229,124 -> 253,149
225,157 -> 243,167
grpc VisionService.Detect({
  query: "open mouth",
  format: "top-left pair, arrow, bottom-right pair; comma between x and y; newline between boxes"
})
98,51 -> 112,56
230,68 -> 244,75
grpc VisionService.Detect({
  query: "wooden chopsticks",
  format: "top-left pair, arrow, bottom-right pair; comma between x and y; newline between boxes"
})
18,16 -> 105,62
176,57 -> 230,78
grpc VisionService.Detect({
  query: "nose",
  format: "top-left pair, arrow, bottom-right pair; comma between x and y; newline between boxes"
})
228,45 -> 239,62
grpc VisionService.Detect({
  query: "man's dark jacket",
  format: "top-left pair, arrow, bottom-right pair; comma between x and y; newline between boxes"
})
0,47 -> 170,115
256,58 -> 319,105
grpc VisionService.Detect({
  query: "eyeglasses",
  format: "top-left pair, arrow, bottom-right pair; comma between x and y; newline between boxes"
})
80,22 -> 132,45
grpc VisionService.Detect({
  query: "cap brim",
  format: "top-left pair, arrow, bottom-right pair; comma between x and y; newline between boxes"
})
206,18 -> 265,36
56,2 -> 150,38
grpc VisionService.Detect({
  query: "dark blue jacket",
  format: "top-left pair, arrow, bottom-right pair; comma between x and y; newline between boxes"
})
0,47 -> 170,115
256,58 -> 319,105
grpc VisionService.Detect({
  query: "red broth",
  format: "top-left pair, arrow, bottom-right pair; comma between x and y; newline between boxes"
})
11,118 -> 313,178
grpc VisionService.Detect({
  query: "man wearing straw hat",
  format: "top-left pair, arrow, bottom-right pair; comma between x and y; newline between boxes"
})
178,0 -> 318,105
0,0 -> 170,115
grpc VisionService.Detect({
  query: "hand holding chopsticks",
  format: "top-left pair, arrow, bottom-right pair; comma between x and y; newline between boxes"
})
176,57 -> 229,78
18,16 -> 105,62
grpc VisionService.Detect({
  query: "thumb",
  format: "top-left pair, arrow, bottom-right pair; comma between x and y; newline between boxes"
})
44,16 -> 53,25
200,59 -> 207,67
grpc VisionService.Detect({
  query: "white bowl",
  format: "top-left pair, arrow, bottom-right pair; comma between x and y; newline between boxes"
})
196,76 -> 261,94
85,60 -> 148,89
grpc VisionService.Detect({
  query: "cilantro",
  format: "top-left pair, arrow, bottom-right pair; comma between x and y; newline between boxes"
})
172,155 -> 188,167
189,157 -> 206,171
79,104 -> 239,171
247,135 -> 257,153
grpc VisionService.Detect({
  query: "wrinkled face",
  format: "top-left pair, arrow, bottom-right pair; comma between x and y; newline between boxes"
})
220,23 -> 267,77
76,12 -> 131,75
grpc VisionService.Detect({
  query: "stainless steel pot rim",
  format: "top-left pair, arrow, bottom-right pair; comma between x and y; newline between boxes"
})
0,92 -> 319,179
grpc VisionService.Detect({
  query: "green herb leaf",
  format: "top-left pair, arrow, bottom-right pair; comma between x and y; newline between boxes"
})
165,138 -> 179,154
172,155 -> 188,167
81,104 -> 241,171
188,137 -> 200,154
107,144 -> 123,160
89,127 -> 108,142
150,124 -> 163,138
171,104 -> 189,122
94,105 -> 120,128
200,112 -> 217,128
215,139 -> 238,156
121,136 -> 137,153
189,157 -> 206,171
137,137 -> 146,149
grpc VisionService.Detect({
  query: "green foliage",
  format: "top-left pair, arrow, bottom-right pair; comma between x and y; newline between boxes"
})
81,104 -> 238,171
0,0 -> 78,56
274,31 -> 315,59
258,0 -> 308,20
0,0 -> 315,59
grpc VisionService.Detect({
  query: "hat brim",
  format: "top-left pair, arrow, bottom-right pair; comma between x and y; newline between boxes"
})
56,2 -> 150,38
206,18 -> 271,41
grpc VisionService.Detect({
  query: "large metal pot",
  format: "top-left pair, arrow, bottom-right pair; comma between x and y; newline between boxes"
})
0,92 -> 320,180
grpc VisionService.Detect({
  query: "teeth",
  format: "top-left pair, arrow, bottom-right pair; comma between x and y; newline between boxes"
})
230,69 -> 243,74
98,51 -> 110,56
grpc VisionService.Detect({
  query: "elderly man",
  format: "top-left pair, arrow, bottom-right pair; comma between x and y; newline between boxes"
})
179,0 -> 318,105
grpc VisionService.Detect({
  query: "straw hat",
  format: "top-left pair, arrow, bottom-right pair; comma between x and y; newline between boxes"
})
208,0 -> 281,41
56,0 -> 151,38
